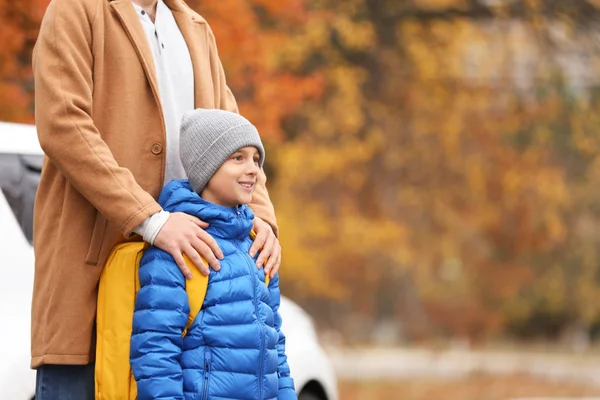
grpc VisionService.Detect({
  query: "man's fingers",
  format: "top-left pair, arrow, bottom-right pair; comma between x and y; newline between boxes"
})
172,251 -> 193,280
269,254 -> 281,279
249,226 -> 267,258
183,244 -> 211,276
189,215 -> 209,229
191,236 -> 221,272
197,229 -> 224,260
256,234 -> 275,268
153,212 -> 220,277
264,244 -> 281,276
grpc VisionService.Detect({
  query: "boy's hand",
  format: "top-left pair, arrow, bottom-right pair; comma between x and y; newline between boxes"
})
154,212 -> 224,279
250,217 -> 281,278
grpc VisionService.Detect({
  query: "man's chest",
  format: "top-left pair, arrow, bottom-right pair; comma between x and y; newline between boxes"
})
133,1 -> 194,88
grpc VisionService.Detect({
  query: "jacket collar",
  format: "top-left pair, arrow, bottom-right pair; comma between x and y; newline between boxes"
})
158,180 -> 255,240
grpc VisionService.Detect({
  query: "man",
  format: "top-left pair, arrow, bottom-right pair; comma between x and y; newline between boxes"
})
31,0 -> 281,397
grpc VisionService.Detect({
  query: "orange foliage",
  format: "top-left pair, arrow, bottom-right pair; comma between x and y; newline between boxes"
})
188,0 -> 323,143
0,0 -> 47,122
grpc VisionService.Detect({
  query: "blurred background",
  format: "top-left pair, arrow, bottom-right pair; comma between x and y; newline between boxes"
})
5,0 -> 600,398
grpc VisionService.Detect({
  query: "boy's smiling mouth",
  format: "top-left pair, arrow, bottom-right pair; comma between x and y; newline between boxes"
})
239,181 -> 255,190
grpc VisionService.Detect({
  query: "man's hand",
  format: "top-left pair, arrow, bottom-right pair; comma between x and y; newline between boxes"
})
250,217 -> 281,278
153,212 -> 224,279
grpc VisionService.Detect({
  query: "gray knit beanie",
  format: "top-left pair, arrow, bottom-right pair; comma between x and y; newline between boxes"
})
179,109 -> 265,194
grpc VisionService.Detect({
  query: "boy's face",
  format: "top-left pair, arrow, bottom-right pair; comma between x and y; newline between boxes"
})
201,146 -> 260,207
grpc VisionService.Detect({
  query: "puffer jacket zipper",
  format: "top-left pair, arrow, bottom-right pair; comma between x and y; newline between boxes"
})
235,232 -> 266,400
202,350 -> 212,400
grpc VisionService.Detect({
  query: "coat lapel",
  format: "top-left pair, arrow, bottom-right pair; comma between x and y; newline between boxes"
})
109,0 -> 162,112
168,0 -> 209,108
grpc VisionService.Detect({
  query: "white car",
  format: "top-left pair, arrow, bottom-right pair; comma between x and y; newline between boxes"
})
0,121 -> 338,400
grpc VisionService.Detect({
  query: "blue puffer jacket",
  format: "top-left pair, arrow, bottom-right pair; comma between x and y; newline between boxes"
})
130,180 -> 296,400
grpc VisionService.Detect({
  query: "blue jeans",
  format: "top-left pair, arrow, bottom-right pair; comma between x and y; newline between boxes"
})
35,364 -> 94,400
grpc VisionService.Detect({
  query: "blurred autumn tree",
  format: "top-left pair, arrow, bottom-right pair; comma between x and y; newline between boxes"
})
188,0 -> 324,143
235,0 -> 600,344
0,0 -> 44,121
7,0 -> 600,344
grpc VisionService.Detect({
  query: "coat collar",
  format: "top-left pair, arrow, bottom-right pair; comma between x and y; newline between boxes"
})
109,0 -> 209,114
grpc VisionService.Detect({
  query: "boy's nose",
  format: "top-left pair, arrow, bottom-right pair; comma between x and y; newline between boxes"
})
246,161 -> 259,175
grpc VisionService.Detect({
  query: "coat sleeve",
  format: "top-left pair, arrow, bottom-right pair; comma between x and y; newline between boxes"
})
130,248 -> 189,400
267,274 -> 298,400
205,25 -> 279,236
33,0 -> 161,237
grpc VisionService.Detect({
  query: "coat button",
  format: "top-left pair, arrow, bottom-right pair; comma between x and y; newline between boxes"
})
151,142 -> 163,155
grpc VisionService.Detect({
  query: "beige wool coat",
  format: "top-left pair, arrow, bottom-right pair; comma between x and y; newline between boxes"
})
31,0 -> 277,368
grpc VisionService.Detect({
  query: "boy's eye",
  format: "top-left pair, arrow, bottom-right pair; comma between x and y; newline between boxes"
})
232,155 -> 243,161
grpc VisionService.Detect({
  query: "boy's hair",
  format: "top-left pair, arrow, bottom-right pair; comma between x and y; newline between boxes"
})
180,109 -> 265,194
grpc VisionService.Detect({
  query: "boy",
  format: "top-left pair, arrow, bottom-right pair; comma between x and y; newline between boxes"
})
130,109 -> 297,400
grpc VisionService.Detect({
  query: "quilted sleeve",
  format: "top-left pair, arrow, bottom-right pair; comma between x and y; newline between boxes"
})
267,273 -> 298,400
130,247 -> 189,400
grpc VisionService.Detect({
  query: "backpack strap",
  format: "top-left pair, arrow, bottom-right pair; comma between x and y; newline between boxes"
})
182,254 -> 208,337
134,242 -> 149,292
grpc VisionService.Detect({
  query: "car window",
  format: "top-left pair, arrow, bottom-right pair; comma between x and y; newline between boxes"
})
0,154 -> 42,244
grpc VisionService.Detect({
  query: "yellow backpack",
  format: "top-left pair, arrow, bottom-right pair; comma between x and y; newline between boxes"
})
95,232 -> 267,400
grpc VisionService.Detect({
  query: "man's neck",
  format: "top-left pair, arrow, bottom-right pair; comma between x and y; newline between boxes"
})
132,0 -> 159,21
